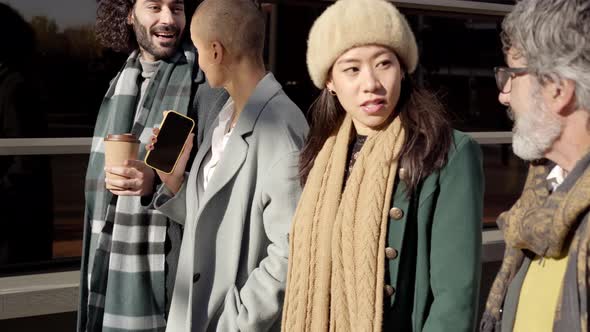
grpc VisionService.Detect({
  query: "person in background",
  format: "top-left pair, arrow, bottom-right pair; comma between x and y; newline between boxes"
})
0,3 -> 53,265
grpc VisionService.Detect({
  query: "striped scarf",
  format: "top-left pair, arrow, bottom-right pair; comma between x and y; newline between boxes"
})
282,114 -> 405,332
79,44 -> 194,332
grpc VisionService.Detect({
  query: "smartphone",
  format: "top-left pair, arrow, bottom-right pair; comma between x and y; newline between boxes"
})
145,110 -> 195,174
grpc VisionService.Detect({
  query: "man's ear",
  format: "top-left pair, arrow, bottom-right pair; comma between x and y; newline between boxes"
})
543,78 -> 576,116
127,11 -> 133,25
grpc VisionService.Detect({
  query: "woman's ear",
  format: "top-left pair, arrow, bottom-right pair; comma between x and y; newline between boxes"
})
211,41 -> 224,64
326,79 -> 335,94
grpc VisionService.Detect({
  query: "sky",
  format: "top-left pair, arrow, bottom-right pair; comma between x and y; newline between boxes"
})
4,0 -> 97,31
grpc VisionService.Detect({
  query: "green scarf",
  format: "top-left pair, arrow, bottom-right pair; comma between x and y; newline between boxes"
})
79,44 -> 194,332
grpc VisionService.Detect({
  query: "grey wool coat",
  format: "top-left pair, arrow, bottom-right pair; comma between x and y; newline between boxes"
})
154,73 -> 309,332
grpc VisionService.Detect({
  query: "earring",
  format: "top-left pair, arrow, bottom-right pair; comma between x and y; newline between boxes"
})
328,89 -> 336,96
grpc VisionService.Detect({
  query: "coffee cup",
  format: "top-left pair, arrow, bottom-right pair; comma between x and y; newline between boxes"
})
104,133 -> 140,190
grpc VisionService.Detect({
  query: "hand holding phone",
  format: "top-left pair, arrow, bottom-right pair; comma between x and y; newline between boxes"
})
145,110 -> 195,175
147,128 -> 194,194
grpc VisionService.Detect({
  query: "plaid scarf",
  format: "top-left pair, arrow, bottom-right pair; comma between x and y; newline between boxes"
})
79,44 -> 194,332
481,150 -> 590,332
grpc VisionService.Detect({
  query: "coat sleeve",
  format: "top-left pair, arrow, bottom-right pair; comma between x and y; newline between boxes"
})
152,173 -> 189,225
215,151 -> 301,331
422,135 -> 484,332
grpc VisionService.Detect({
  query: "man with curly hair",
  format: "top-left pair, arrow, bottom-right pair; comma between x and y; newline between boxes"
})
78,0 -> 228,331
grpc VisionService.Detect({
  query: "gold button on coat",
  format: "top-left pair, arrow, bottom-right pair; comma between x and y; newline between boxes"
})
389,207 -> 404,220
385,247 -> 398,260
384,284 -> 395,297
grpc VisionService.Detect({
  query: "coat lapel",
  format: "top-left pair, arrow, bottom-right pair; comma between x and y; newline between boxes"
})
191,120 -> 215,188
199,134 -> 248,206
197,73 -> 282,210
182,120 -> 214,225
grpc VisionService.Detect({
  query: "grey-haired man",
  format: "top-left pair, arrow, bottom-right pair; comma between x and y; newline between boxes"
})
482,1 -> 590,331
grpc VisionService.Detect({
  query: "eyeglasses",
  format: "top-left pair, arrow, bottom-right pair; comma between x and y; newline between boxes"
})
493,66 -> 529,93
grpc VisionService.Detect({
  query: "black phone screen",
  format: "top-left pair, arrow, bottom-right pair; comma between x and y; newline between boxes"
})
145,111 -> 194,174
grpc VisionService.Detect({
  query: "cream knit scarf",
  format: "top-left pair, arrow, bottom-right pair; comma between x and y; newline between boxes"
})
282,114 -> 405,332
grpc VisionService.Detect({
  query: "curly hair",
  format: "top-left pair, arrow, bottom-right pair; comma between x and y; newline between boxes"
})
95,0 -> 200,53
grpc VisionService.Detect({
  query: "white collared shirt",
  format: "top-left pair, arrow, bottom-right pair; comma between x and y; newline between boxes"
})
547,165 -> 566,192
199,98 -> 235,192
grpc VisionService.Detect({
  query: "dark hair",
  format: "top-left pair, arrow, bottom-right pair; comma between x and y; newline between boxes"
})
95,0 -> 200,53
299,76 -> 453,195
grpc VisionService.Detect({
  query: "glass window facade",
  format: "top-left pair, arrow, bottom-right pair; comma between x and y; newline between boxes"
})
0,0 -> 520,270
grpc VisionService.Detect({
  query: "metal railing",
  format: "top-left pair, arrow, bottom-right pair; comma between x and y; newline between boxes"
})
0,132 -> 512,156
0,138 -> 92,156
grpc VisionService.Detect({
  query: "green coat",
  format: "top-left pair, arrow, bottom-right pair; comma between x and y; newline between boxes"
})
384,130 -> 484,332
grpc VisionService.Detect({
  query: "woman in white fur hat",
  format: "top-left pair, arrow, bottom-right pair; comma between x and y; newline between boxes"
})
281,0 -> 484,331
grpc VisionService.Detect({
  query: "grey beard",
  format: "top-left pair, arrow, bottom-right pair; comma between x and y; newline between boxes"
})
511,97 -> 562,161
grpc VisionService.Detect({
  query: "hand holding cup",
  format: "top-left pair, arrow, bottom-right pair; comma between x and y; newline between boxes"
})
103,133 -> 155,196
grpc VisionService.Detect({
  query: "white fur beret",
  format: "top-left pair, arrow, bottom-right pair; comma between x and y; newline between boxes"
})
306,0 -> 419,89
